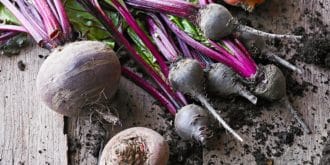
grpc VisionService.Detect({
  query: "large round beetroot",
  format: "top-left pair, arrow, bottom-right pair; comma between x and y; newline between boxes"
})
36,41 -> 121,116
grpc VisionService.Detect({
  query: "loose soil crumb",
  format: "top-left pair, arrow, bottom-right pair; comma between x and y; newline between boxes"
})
17,60 -> 26,71
294,35 -> 330,67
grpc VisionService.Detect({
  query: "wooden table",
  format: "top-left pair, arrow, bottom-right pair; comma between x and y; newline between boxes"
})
0,0 -> 329,164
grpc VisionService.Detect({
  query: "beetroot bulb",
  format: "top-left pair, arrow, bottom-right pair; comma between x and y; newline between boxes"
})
169,58 -> 243,142
125,0 -> 301,41
99,127 -> 169,165
207,62 -> 258,104
36,41 -> 121,117
0,0 -> 122,118
252,64 -> 311,133
175,104 -> 214,145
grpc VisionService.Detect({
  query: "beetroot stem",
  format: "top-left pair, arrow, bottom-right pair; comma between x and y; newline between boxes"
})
0,31 -> 20,42
110,0 -> 169,76
33,0 -> 61,39
53,0 -> 72,40
162,14 -> 257,78
0,25 -> 27,32
147,15 -> 179,62
0,0 -> 45,44
122,67 -> 177,115
126,0 -> 199,20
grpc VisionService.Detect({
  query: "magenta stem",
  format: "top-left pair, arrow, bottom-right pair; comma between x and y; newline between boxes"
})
0,31 -> 20,42
161,14 -> 257,78
147,15 -> 179,62
122,67 -> 177,115
0,25 -> 27,32
15,0 -> 46,36
111,0 -> 169,76
0,0 -> 45,45
126,0 -> 199,20
53,0 -> 72,40
33,0 -> 61,39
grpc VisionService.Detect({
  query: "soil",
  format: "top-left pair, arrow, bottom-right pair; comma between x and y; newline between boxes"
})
320,132 -> 330,165
17,60 -> 26,71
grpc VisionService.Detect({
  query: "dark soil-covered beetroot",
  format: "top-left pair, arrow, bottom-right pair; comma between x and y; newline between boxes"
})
199,3 -> 235,40
36,41 -> 121,116
175,104 -> 213,145
207,62 -> 258,104
99,127 -> 169,165
253,64 -> 286,101
169,59 -> 243,142
253,64 -> 310,133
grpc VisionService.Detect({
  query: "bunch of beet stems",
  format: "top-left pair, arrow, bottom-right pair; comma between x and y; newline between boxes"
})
109,0 -> 249,141
77,0 -> 245,141
125,0 -> 303,74
0,0 -> 72,49
124,0 -> 310,133
77,0 -> 188,114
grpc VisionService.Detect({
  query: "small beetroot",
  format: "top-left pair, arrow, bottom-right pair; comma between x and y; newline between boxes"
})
169,58 -> 243,142
253,64 -> 310,133
207,62 -> 258,104
175,104 -> 214,145
99,127 -> 169,165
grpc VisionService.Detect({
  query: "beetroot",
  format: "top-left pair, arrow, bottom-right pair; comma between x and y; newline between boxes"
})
175,104 -> 214,145
207,62 -> 258,104
99,127 -> 169,165
253,64 -> 311,133
36,41 -> 121,116
169,59 -> 243,142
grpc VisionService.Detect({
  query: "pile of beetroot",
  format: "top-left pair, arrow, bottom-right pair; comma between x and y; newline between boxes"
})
0,0 -> 324,164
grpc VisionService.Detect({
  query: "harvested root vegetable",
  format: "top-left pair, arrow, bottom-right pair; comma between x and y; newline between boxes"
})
207,63 -> 258,104
1,0 -> 122,119
224,0 -> 265,11
36,41 -> 121,116
253,64 -> 311,133
99,127 -> 169,165
239,31 -> 302,74
175,104 -> 214,145
126,1 -> 300,41
169,58 -> 243,142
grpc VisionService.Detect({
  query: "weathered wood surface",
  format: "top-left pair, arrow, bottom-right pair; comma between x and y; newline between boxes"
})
0,0 -> 329,165
0,46 -> 67,165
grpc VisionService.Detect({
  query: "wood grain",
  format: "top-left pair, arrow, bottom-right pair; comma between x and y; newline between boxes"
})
0,46 -> 67,165
0,0 -> 329,164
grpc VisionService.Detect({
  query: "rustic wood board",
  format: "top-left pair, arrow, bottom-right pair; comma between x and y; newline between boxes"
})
0,46 -> 67,165
0,0 -> 329,164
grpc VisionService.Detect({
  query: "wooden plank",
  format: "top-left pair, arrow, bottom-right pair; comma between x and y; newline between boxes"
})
204,0 -> 330,164
0,46 -> 67,165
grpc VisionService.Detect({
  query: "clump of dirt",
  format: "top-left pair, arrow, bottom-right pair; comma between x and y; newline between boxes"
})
17,60 -> 26,71
295,35 -> 330,67
219,98 -> 263,129
290,9 -> 330,68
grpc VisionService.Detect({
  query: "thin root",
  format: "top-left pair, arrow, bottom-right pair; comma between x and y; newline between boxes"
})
282,97 -> 311,134
265,52 -> 302,74
238,25 -> 302,41
197,95 -> 244,142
